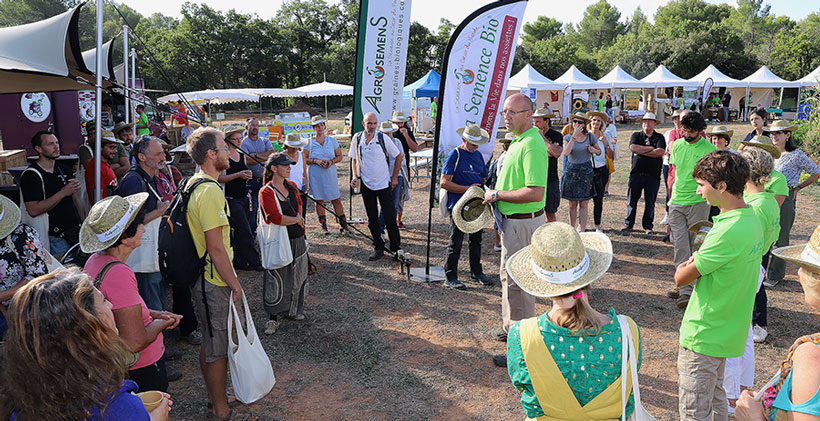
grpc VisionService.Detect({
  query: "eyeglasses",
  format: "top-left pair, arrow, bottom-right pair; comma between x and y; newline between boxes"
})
502,109 -> 530,117
769,131 -> 786,136
210,147 -> 228,152
572,120 -> 586,125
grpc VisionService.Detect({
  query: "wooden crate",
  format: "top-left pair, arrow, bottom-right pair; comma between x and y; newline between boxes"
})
0,172 -> 13,187
0,150 -> 26,171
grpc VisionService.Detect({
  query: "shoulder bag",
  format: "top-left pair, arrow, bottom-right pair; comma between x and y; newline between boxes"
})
257,185 -> 293,269
618,314 -> 656,421
18,168 -> 51,252
124,173 -> 163,273
228,291 -> 275,403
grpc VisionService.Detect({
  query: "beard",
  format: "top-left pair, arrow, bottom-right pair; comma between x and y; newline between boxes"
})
215,155 -> 230,172
684,134 -> 700,143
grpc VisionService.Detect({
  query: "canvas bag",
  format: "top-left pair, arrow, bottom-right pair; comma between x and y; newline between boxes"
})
18,168 -> 51,252
227,291 -> 275,403
124,173 -> 163,273
257,185 -> 293,269
438,148 -> 461,217
618,315 -> 656,421
74,144 -> 92,216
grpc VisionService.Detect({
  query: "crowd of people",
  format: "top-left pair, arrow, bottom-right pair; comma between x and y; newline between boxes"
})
0,92 -> 816,420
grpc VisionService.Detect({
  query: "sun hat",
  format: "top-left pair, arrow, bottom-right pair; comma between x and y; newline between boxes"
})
772,225 -> 820,275
586,111 -> 609,124
569,112 -> 590,124
79,193 -> 148,253
452,186 -> 492,234
223,126 -> 244,138
533,108 -> 554,119
506,222 -> 612,298
98,130 -> 123,144
269,153 -> 296,167
310,115 -> 325,126
378,121 -> 399,134
456,124 -> 490,145
113,121 -> 134,134
741,135 -> 781,159
283,132 -> 308,149
768,120 -> 797,133
671,109 -> 683,119
391,111 -> 409,123
689,220 -> 713,247
0,194 -> 21,240
501,132 -> 516,142
642,112 -> 659,122
705,125 -> 734,138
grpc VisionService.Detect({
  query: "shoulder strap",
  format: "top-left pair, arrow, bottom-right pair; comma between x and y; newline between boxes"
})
94,260 -> 125,289
454,147 -> 461,170
23,167 -> 46,197
376,132 -> 391,168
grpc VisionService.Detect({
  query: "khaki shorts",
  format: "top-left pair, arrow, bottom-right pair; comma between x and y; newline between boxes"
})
192,280 -> 231,363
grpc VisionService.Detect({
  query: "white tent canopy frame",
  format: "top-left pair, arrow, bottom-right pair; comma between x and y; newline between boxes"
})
292,80 -> 354,119
555,65 -> 610,90
82,38 -> 117,82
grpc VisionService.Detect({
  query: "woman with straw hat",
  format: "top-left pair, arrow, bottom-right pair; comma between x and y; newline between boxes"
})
561,112 -> 601,232
282,133 -> 309,218
81,194 -> 182,393
587,111 -> 614,232
503,222 -> 647,420
766,120 -> 820,289
706,125 -> 735,153
219,126 -> 261,271
735,225 -> 820,420
305,115 -> 349,233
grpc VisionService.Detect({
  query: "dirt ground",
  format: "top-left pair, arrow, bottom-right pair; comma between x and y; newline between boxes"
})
165,120 -> 820,420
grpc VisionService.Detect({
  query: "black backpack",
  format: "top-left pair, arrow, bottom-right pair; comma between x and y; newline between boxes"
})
158,177 -> 218,288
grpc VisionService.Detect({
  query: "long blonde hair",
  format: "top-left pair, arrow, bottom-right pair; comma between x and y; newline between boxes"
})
552,287 -> 602,334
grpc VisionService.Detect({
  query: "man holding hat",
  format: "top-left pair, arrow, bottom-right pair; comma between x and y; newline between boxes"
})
482,93 -> 548,363
241,118 -> 274,232
532,108 -> 563,222
623,112 -> 666,234
440,124 -> 492,290
83,130 -> 121,205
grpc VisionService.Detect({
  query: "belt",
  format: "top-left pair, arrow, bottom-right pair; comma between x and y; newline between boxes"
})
503,209 -> 544,219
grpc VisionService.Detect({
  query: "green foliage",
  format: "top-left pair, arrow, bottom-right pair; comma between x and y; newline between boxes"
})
794,83 -> 820,158
521,16 -> 562,44
575,0 -> 625,52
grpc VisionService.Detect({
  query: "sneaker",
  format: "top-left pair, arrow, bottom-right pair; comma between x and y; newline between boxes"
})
676,295 -> 690,309
620,225 -> 632,232
444,279 -> 467,290
470,273 -> 495,286
662,234 -> 670,243
397,221 -> 406,229
493,329 -> 508,342
368,250 -> 384,261
185,330 -> 202,346
493,245 -> 502,252
264,319 -> 279,335
667,287 -> 680,299
595,225 -> 603,233
492,354 -> 507,367
166,365 -> 183,382
661,214 -> 669,225
645,229 -> 652,235
763,278 -> 781,288
753,325 -> 768,343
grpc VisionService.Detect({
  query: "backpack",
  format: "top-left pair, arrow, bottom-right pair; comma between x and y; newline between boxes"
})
157,177 -> 218,288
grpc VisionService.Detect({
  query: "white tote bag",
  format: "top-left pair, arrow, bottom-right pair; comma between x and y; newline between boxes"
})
125,217 -> 161,273
618,315 -> 656,421
256,185 -> 293,269
227,292 -> 275,404
18,169 -> 51,252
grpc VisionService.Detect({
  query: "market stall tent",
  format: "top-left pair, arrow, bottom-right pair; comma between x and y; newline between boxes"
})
157,89 -> 260,105
555,65 -> 609,90
505,64 -> 566,115
597,65 -> 646,89
688,64 -> 747,87
81,38 -> 117,82
403,70 -> 441,132
404,69 -> 440,98
733,66 -> 803,117
798,64 -> 820,88
640,65 -> 699,88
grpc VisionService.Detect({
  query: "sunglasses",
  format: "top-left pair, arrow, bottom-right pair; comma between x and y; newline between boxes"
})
769,131 -> 786,136
572,120 -> 586,124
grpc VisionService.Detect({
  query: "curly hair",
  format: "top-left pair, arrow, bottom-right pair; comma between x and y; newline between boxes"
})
692,150 -> 750,196
681,111 -> 707,132
740,147 -> 774,186
0,268 -> 130,421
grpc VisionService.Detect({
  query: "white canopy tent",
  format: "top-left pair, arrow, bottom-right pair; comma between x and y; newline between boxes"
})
640,65 -> 699,88
597,66 -> 646,89
157,89 -> 260,104
555,65 -> 609,90
798,65 -> 820,88
688,64 -> 747,88
735,66 -> 804,118
82,38 -> 117,82
505,64 -> 566,114
240,87 -> 305,98
292,81 -> 353,119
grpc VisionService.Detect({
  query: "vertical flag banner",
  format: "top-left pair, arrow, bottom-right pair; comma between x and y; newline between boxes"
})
352,0 -> 413,133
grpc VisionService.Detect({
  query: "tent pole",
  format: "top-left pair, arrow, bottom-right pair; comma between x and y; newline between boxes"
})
745,85 -> 750,121
131,47 -> 136,139
123,25 -> 130,129
796,87 -> 802,119
94,0 -> 103,203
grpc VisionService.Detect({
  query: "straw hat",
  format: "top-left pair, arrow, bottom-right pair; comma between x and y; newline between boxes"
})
456,124 -> 490,145
688,220 -> 713,234
671,109 -> 683,119
586,111 -> 609,124
223,126 -> 244,138
310,115 -> 325,126
569,112 -> 590,124
741,135 -> 781,159
642,112 -> 659,122
772,225 -> 820,274
100,130 -> 122,144
283,132 -> 308,149
0,194 -> 21,240
113,121 -> 134,134
506,222 -> 613,298
452,186 -> 492,234
502,132 -> 516,142
79,193 -> 148,253
533,108 -> 554,118
378,121 -> 399,133
705,125 -> 734,138
391,111 -> 409,123
769,120 -> 797,133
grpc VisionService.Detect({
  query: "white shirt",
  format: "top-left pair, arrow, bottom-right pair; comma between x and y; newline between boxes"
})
286,151 -> 305,190
348,132 -> 400,190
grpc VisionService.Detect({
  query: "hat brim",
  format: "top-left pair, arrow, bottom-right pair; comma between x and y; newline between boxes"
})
392,116 -> 408,123
79,193 -> 148,253
284,140 -> 308,149
570,115 -> 590,123
452,187 -> 491,234
224,129 -> 244,138
586,111 -> 609,123
706,130 -> 733,137
506,232 -> 613,298
310,119 -> 326,126
770,124 -> 797,132
740,142 -> 782,159
0,195 -> 21,240
641,116 -> 660,122
456,127 -> 490,145
688,220 -> 713,234
533,112 -> 555,119
378,123 -> 399,133
113,123 -> 134,133
771,244 -> 820,274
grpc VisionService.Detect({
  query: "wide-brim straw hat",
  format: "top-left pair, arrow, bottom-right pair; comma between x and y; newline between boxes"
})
310,115 -> 325,126
456,124 -> 490,145
769,119 -> 797,132
452,186 -> 492,234
378,121 -> 399,133
569,112 -> 590,124
533,108 -> 554,118
688,220 -> 713,234
0,194 -> 21,240
705,125 -> 733,138
391,111 -> 408,123
80,193 -> 148,253
502,132 -> 516,142
223,126 -> 244,138
283,132 -> 308,149
772,225 -> 820,274
741,135 -> 781,159
113,121 -> 134,134
642,112 -> 659,122
507,222 -> 613,298
671,109 -> 683,119
586,111 -> 609,124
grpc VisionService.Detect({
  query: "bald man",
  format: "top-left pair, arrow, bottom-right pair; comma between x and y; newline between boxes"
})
483,94 -> 548,367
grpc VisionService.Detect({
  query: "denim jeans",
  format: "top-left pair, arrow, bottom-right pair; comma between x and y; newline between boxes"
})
361,183 -> 400,252
625,174 -> 660,230
49,236 -> 71,257
136,272 -> 166,311
379,176 -> 404,233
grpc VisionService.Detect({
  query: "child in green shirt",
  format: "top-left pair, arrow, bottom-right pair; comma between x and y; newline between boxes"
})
674,150 -> 763,420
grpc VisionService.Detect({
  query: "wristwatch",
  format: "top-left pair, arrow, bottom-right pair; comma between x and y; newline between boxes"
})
492,191 -> 499,202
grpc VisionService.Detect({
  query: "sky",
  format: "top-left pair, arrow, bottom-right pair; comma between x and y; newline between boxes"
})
118,0 -> 817,29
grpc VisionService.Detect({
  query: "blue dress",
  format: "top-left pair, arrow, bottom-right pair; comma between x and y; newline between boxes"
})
307,136 -> 341,201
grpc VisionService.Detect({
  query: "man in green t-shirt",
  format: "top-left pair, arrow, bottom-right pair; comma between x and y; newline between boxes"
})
675,150 -> 763,421
667,112 -> 716,308
135,104 -> 150,136
483,93 -> 548,368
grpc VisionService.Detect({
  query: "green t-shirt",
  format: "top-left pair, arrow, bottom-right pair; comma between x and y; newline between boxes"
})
669,137 -> 716,206
496,127 -> 548,215
597,99 -> 605,111
745,192 -> 781,253
680,207 -> 763,358
430,101 -> 437,118
766,170 -> 788,197
137,112 -> 150,136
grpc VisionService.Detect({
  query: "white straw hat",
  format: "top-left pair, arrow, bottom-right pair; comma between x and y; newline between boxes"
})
0,195 -> 21,240
283,132 -> 308,149
772,225 -> 820,275
391,111 -> 409,123
378,121 -> 399,133
741,135 -> 781,159
456,124 -> 490,145
79,193 -> 148,253
452,186 -> 491,234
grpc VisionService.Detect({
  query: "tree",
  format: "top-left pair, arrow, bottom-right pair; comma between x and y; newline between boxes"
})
521,16 -> 562,44
0,0 -> 81,26
769,13 -> 820,79
663,25 -> 757,78
626,7 -> 648,35
575,0 -> 626,52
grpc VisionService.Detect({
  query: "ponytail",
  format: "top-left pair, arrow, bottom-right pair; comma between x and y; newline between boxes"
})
553,287 -> 602,334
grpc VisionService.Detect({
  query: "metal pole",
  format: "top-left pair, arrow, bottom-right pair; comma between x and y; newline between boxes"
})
123,25 -> 130,127
131,47 -> 136,138
94,0 -> 103,203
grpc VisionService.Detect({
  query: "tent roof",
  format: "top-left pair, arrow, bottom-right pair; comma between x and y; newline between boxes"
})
798,64 -> 820,87
688,64 -> 746,87
507,64 -> 565,90
404,69 -> 440,98
555,65 -> 608,89
157,89 -> 259,104
294,81 -> 353,97
597,65 -> 646,88
82,38 -> 117,82
741,66 -> 801,88
237,87 -> 304,98
640,65 -> 698,88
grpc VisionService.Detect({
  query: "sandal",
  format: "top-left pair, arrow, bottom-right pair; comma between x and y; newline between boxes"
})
206,409 -> 258,421
207,396 -> 239,411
